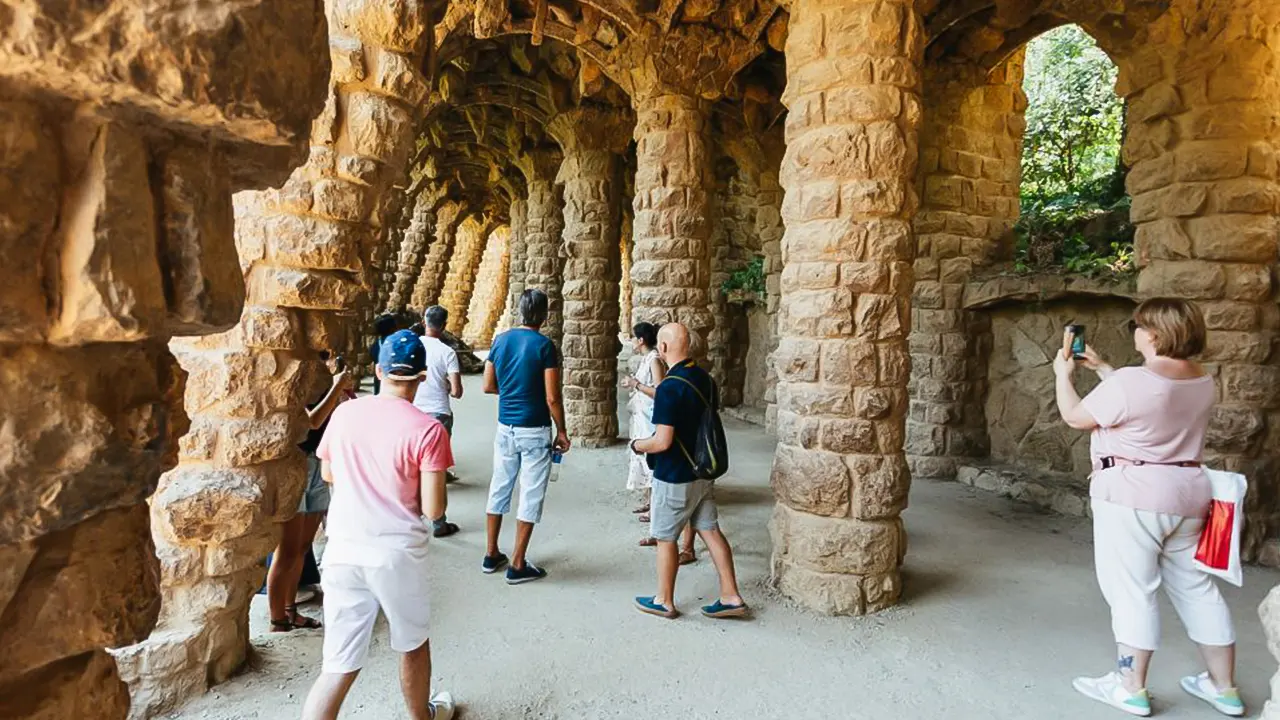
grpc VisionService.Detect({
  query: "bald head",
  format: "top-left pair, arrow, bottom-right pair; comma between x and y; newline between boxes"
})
657,322 -> 691,365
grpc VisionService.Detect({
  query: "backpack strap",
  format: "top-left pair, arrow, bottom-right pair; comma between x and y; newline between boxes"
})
657,373 -> 719,472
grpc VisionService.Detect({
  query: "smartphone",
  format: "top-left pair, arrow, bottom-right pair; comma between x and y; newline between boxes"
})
1068,325 -> 1086,358
334,355 -> 346,372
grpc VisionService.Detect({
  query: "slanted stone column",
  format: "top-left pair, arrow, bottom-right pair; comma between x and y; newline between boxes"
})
411,201 -> 466,311
630,95 -> 715,354
549,109 -> 632,447
463,225 -> 512,347
500,197 -> 528,333
0,4 -> 327,719
768,0 -> 922,615
116,0 -> 434,714
521,151 -> 567,344
388,189 -> 443,311
440,214 -> 496,333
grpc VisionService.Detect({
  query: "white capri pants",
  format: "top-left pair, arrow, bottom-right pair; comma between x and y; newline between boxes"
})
1092,499 -> 1235,650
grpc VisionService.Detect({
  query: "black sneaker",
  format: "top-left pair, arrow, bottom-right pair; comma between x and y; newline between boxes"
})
505,562 -> 548,585
481,552 -> 508,574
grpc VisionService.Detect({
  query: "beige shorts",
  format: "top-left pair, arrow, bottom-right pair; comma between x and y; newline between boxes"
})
320,552 -> 431,674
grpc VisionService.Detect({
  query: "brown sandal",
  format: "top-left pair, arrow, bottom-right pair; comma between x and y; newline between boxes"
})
638,536 -> 658,547
287,605 -> 322,630
638,514 -> 650,523
678,550 -> 696,565
632,504 -> 650,514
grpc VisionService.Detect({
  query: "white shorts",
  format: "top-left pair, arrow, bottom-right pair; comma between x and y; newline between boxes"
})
320,555 -> 432,674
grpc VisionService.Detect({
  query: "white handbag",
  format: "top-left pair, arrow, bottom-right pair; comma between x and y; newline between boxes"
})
1193,468 -> 1247,587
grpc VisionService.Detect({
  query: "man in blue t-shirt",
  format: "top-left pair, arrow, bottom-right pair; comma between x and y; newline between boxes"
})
480,288 -> 570,584
629,323 -> 747,620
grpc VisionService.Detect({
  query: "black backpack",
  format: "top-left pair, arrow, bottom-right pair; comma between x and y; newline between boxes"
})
663,374 -> 729,480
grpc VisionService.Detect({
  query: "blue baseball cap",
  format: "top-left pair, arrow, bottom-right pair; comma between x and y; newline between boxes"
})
378,329 -> 427,380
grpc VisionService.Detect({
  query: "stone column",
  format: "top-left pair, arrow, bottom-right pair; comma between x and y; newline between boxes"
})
758,157 -> 786,434
411,201 -> 466,311
521,151 -> 567,344
907,54 -> 1025,480
0,4 -> 328,719
550,109 -> 632,447
768,0 -> 921,615
439,214 -> 496,334
499,197 -> 528,333
463,225 -> 512,347
388,190 -> 442,311
630,95 -> 715,356
115,0 -> 434,714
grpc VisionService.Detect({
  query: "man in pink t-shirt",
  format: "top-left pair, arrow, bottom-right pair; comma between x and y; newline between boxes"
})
301,330 -> 456,720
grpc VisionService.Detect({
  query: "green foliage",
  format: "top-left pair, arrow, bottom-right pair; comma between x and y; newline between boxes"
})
1022,26 -> 1123,197
720,255 -> 766,301
1016,26 -> 1133,277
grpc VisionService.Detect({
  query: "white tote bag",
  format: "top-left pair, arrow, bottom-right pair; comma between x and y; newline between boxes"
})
1193,468 -> 1248,587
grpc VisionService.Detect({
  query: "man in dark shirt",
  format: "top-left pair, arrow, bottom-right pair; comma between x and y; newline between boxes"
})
480,288 -> 570,584
629,323 -> 747,619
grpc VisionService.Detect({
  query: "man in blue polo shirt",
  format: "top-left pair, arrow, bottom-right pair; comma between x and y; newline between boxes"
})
629,323 -> 747,619
481,288 -> 570,585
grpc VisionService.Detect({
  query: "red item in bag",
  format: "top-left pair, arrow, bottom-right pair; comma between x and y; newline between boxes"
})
1195,499 -> 1235,571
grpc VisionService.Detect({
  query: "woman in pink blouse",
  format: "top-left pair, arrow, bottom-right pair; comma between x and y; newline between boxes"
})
1054,298 -> 1241,718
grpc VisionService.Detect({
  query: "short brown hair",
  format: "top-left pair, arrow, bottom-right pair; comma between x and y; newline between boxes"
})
1133,298 -> 1206,359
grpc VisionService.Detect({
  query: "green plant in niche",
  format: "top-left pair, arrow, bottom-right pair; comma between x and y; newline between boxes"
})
721,255 -> 766,303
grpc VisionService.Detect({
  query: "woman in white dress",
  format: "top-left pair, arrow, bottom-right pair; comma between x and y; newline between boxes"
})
622,322 -> 664,497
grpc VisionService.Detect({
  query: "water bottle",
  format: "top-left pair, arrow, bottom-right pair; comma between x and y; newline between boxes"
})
549,450 -> 563,482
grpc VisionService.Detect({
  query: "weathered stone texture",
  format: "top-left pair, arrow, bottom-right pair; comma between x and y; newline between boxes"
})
500,197 -> 529,334
522,164 -> 567,345
0,0 -> 328,712
769,0 -> 921,616
463,226 -> 512,348
631,95 -> 715,356
909,53 -> 1025,480
388,189 -> 444,310
412,201 -> 467,311
117,0 -> 434,714
440,215 -> 497,334
551,109 -> 631,447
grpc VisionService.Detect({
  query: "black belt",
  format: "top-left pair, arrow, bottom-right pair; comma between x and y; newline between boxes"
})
1099,456 -> 1202,470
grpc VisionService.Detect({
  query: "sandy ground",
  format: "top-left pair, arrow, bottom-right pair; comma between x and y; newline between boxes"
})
169,375 -> 1280,720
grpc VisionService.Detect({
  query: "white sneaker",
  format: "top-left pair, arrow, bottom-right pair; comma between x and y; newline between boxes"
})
429,690 -> 455,720
1181,672 -> 1245,716
1072,672 -> 1152,716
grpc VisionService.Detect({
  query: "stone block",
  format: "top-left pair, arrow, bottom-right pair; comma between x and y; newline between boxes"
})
771,444 -> 850,517
51,119 -> 167,344
330,0 -> 429,53
248,266 -> 362,310
1185,215 -> 1277,262
769,556 -> 865,616
847,453 -> 909,519
0,101 -> 59,343
771,502 -> 900,575
1137,260 -> 1226,299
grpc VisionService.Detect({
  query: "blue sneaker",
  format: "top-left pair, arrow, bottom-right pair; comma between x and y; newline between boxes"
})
701,599 -> 749,619
634,596 -> 678,619
481,553 -> 508,574
505,562 -> 547,585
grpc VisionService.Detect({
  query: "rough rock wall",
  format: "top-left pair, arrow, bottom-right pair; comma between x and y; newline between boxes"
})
439,214 -> 494,334
497,197 -> 527,334
114,0 -> 436,715
0,2 -> 329,718
769,0 -> 919,616
985,299 -> 1140,476
412,201 -> 466,311
908,53 -> 1025,480
523,156 -> 567,344
463,226 -> 511,348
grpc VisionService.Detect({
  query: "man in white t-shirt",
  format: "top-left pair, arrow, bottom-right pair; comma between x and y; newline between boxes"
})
412,305 -> 463,537
301,330 -> 455,720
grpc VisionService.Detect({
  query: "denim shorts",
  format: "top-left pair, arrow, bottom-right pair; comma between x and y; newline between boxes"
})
650,478 -> 717,542
487,424 -> 552,524
298,453 -> 331,514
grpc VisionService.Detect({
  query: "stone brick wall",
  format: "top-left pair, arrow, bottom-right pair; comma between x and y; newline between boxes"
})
387,190 -> 443,311
463,225 -> 511,348
521,167 -> 566,343
908,53 -> 1026,480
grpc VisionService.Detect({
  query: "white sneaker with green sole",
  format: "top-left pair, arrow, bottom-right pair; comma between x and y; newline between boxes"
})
1181,672 -> 1245,716
1072,672 -> 1152,717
